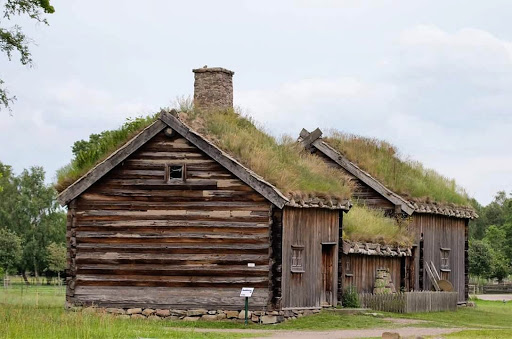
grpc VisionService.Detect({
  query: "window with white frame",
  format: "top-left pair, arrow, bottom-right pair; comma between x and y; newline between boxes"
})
291,245 -> 304,273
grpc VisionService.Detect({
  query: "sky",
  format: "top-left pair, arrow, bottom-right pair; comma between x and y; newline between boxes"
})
1,0 -> 511,206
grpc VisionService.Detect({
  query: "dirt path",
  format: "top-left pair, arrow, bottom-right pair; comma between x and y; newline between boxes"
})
174,326 -> 463,338
475,294 -> 512,301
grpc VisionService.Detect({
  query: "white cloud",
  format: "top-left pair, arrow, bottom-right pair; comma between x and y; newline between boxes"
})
0,79 -> 156,182
234,25 -> 512,204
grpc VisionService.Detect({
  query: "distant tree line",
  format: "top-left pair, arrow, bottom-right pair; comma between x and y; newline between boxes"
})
0,161 -> 66,284
469,191 -> 512,282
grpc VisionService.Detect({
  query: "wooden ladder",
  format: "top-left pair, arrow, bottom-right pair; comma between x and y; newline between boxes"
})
425,261 -> 441,291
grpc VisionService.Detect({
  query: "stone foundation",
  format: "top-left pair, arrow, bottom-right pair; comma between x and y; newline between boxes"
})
78,306 -> 321,324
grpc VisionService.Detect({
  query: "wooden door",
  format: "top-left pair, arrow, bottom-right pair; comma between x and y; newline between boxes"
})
321,245 -> 335,306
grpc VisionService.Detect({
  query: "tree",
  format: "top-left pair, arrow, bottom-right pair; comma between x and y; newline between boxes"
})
14,166 -> 64,283
469,240 -> 493,279
46,242 -> 66,282
1,0 -> 55,112
490,252 -> 510,283
0,228 -> 22,276
0,162 -> 65,284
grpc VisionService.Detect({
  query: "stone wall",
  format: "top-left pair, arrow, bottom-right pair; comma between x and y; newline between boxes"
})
79,306 -> 321,324
193,67 -> 234,112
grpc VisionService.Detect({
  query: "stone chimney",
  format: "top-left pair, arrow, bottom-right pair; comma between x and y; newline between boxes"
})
193,66 -> 234,112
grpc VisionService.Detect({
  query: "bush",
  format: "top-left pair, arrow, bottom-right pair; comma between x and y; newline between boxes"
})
343,285 -> 360,308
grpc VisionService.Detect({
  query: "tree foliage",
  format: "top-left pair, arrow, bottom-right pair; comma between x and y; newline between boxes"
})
0,161 -> 65,283
469,240 -> 493,279
469,192 -> 512,281
1,0 -> 55,111
0,228 -> 22,274
46,242 -> 66,273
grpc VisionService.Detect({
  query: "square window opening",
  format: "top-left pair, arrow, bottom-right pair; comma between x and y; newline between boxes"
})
165,164 -> 186,183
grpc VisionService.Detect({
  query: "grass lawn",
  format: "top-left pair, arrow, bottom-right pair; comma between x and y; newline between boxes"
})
2,285 -> 512,338
382,299 -> 512,329
0,285 -> 258,339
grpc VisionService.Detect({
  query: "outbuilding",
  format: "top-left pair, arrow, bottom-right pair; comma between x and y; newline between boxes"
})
299,128 -> 477,303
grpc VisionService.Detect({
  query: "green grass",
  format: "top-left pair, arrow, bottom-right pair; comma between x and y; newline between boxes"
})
382,299 -> 512,329
446,329 -> 512,338
324,130 -> 471,206
274,312 -> 391,330
0,285 -> 259,338
343,205 -> 413,246
4,285 -> 512,338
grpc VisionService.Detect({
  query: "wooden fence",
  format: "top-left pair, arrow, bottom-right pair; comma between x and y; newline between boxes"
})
469,283 -> 512,294
482,284 -> 512,294
359,291 -> 458,313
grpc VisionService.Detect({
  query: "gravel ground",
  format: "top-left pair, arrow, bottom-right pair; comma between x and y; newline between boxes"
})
474,294 -> 512,301
176,326 -> 463,339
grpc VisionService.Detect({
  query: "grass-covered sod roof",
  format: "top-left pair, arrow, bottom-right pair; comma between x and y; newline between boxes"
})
324,130 -> 471,206
56,109 -> 354,201
343,205 -> 413,246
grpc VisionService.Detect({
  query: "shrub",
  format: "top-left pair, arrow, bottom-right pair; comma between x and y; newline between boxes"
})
343,285 -> 360,308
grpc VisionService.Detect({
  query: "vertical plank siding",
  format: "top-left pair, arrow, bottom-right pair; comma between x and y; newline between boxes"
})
341,254 -> 403,293
359,291 -> 458,313
69,132 -> 273,309
411,214 -> 466,302
282,208 -> 339,308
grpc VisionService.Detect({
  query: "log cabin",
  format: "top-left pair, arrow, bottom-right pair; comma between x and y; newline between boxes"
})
299,128 -> 478,303
57,68 -> 353,321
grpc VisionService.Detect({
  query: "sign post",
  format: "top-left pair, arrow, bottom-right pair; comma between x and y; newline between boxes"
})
240,287 -> 254,325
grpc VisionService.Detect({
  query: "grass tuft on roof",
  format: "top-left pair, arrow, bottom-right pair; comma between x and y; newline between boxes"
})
180,108 -> 353,200
55,114 -> 159,192
324,130 -> 471,206
343,205 -> 413,246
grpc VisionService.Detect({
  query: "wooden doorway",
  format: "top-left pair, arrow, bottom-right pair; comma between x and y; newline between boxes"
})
321,244 -> 336,306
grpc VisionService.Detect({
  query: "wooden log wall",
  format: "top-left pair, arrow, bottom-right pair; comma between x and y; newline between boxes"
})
68,132 -> 274,310
281,207 -> 339,308
66,199 -> 77,306
411,214 -> 466,302
341,254 -> 403,293
269,207 -> 283,309
337,212 -> 344,305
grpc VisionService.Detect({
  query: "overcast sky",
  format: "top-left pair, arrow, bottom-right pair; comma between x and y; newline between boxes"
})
1,0 -> 511,205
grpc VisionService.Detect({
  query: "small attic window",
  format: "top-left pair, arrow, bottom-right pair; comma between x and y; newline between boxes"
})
165,164 -> 186,183
440,248 -> 451,270
291,245 -> 305,273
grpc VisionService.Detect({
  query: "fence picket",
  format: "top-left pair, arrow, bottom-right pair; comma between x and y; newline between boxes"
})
358,291 -> 457,313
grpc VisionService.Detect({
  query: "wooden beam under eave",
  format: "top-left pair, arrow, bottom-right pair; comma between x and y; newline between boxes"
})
310,138 -> 415,216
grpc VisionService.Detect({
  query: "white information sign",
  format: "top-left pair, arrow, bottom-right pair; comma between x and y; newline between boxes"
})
240,287 -> 254,297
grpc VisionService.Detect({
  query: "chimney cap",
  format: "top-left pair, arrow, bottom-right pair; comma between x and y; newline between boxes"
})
192,67 -> 234,75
